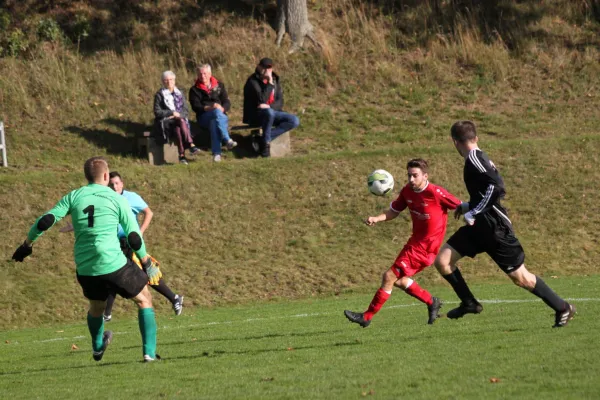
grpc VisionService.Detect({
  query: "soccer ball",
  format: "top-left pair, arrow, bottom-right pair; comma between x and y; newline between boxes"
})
367,169 -> 394,196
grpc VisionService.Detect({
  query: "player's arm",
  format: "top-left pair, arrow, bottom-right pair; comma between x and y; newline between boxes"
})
435,186 -> 463,211
117,196 -> 148,260
462,153 -> 503,224
13,194 -> 71,261
365,195 -> 405,226
138,207 -> 153,235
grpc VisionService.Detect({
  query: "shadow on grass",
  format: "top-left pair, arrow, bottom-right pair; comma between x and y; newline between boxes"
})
65,126 -> 141,158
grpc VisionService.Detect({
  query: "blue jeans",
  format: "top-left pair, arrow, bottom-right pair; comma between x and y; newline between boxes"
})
256,109 -> 299,143
198,109 -> 232,155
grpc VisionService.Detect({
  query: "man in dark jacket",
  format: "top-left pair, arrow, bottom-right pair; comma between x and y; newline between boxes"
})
243,58 -> 300,157
189,64 -> 237,162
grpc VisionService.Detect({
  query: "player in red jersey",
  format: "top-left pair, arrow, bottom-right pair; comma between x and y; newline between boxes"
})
344,159 -> 462,327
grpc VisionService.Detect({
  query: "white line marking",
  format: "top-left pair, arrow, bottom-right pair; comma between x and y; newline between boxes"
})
25,298 -> 599,344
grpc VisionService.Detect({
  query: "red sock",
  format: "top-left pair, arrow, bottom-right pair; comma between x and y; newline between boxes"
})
363,288 -> 391,321
405,281 -> 433,305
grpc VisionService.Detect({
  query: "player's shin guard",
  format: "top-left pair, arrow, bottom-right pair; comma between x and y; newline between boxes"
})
138,308 -> 157,358
87,313 -> 105,352
363,288 -> 391,321
443,268 -> 476,302
404,279 -> 433,305
531,276 -> 567,312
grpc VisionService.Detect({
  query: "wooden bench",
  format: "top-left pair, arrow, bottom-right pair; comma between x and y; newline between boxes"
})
135,131 -> 179,165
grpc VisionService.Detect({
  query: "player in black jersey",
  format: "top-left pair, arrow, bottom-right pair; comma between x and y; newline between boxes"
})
434,121 -> 576,328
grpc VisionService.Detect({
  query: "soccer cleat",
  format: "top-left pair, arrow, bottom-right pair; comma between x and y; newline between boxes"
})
92,330 -> 113,362
189,146 -> 201,155
553,303 -> 576,328
446,300 -> 483,319
427,297 -> 443,325
179,156 -> 189,165
213,154 -> 222,162
103,314 -> 112,322
143,353 -> 162,363
172,295 -> 184,316
226,140 -> 238,150
344,310 -> 371,328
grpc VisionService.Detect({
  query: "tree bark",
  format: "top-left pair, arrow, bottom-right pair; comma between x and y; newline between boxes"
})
276,0 -> 321,53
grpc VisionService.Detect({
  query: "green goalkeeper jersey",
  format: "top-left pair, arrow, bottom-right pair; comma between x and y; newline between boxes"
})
27,183 -> 147,276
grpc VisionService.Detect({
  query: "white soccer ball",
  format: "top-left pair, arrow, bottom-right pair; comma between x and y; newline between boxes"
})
367,169 -> 394,196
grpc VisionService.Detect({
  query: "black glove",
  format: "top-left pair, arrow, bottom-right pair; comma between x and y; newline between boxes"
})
12,241 -> 33,262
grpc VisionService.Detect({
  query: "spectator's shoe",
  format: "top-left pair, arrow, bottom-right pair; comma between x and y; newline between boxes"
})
261,143 -> 271,158
103,314 -> 112,323
172,295 -> 184,316
179,156 -> 189,165
226,140 -> 238,150
213,155 -> 222,162
344,310 -> 371,328
143,354 -> 162,363
189,146 -> 201,155
553,303 -> 576,328
427,297 -> 443,325
92,330 -> 113,362
447,300 -> 483,319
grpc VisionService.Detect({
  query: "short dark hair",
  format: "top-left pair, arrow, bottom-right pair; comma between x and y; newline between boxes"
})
109,171 -> 122,180
406,158 -> 429,173
450,120 -> 477,143
83,157 -> 108,183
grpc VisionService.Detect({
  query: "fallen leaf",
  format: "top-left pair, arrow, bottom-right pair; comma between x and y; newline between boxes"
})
192,338 -> 197,341
118,113 -> 124,117
287,347 -> 294,351
489,377 -> 500,383
5,340 -> 10,344
56,330 -> 64,333
551,276 -> 558,279
260,377 -> 275,382
71,344 -> 79,351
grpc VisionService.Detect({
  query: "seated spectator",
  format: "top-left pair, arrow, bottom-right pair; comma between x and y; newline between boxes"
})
243,57 -> 300,157
189,64 -> 237,162
153,70 -> 200,165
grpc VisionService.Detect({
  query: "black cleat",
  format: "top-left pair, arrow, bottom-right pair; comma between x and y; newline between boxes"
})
446,300 -> 483,319
344,310 -> 371,328
92,330 -> 113,362
553,303 -> 576,328
427,297 -> 443,324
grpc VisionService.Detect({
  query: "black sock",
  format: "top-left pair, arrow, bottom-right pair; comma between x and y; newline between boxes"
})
531,276 -> 567,312
104,291 -> 116,316
151,279 -> 177,303
443,268 -> 477,303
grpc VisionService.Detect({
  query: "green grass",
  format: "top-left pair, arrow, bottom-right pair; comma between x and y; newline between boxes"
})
1,276 -> 598,399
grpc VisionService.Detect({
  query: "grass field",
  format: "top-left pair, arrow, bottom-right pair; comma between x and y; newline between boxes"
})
1,276 -> 598,399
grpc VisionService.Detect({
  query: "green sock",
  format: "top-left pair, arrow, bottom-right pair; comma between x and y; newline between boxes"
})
138,307 -> 157,358
87,313 -> 104,352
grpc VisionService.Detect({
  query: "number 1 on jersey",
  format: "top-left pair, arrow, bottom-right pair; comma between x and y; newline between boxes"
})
83,205 -> 95,228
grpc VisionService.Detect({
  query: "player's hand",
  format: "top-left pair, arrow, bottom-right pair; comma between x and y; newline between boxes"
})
142,257 -> 162,285
454,202 -> 469,220
172,111 -> 181,118
12,241 -> 33,262
463,211 -> 475,226
365,216 -> 378,226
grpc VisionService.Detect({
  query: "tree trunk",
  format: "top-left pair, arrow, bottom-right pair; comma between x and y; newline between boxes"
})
276,0 -> 321,53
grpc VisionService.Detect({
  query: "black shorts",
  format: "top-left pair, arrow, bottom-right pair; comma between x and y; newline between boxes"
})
446,213 -> 525,274
76,259 -> 148,301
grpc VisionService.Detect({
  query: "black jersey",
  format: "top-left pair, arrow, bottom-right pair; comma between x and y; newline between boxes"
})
464,148 -> 511,224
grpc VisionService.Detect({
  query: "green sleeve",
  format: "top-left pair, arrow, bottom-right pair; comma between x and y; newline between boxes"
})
27,193 -> 71,243
117,196 -> 147,259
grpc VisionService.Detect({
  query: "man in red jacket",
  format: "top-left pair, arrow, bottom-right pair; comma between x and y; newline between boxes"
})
189,64 -> 237,162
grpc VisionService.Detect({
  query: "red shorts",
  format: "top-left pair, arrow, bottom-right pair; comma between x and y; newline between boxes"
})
391,244 -> 437,278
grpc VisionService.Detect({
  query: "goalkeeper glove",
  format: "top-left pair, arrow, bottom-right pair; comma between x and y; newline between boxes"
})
142,257 -> 162,285
12,241 -> 33,262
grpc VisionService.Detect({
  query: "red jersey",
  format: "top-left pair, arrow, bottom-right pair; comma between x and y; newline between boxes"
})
390,182 -> 461,253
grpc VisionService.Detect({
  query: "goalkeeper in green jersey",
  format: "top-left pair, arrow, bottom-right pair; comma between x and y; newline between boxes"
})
11,157 -> 161,362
